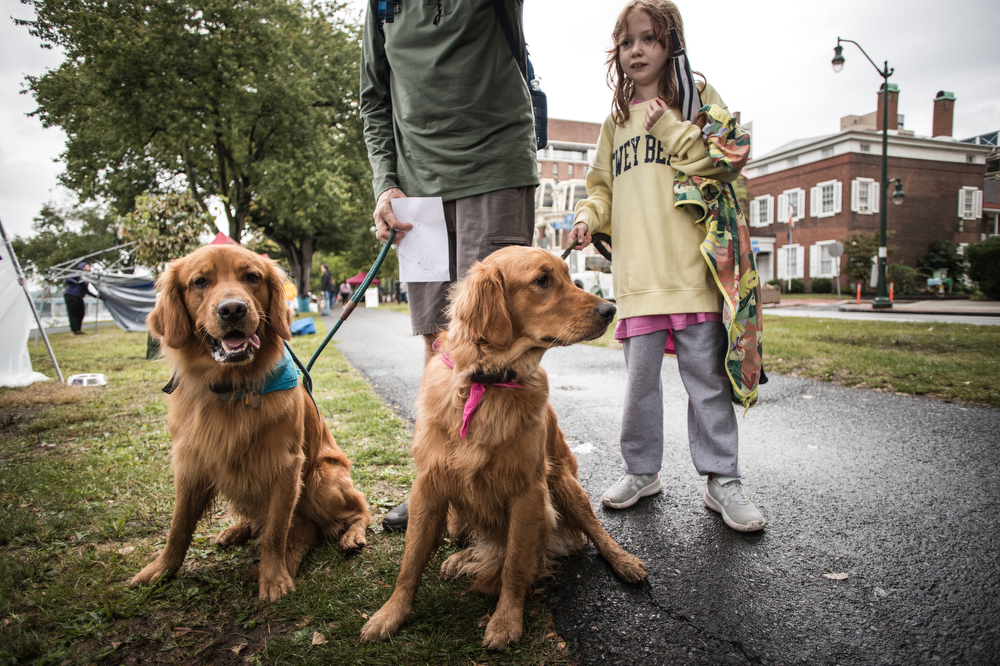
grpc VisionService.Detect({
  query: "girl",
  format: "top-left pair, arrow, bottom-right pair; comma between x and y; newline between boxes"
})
569,0 -> 764,532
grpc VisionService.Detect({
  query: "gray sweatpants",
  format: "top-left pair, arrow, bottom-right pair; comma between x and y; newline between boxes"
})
619,321 -> 740,478
407,186 -> 535,336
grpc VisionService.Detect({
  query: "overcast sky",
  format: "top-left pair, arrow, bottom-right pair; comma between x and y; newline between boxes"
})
3,0 -> 999,239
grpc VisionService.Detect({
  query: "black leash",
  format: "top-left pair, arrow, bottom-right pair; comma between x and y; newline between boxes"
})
561,232 -> 613,263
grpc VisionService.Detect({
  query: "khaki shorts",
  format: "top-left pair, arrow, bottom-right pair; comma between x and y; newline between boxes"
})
408,186 -> 535,336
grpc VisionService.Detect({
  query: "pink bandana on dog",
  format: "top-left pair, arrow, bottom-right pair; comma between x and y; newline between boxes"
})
437,347 -> 521,439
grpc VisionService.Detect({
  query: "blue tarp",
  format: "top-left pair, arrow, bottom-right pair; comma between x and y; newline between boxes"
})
289,317 -> 316,336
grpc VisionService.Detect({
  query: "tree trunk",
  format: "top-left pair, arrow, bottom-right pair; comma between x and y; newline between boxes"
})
276,236 -> 315,309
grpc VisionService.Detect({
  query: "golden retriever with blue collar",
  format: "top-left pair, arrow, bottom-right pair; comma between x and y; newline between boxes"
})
130,244 -> 370,601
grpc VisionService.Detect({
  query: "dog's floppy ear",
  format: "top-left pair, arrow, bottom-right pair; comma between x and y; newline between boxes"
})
450,262 -> 513,349
147,262 -> 192,350
267,260 -> 292,341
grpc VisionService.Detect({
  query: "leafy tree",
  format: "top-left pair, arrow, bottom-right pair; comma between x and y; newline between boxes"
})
17,0 -> 372,294
10,203 -> 121,284
843,230 -> 896,289
118,192 -> 214,275
887,263 -> 918,295
967,236 -> 1000,300
917,239 -> 967,282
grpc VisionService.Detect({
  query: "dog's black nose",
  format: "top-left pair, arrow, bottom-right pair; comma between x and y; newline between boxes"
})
595,301 -> 616,323
217,299 -> 248,322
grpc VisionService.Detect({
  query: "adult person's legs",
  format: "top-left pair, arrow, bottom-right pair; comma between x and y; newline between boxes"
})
406,186 -> 535,365
65,294 -> 86,335
382,186 -> 535,531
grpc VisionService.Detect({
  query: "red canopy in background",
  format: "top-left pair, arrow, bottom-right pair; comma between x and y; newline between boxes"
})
209,232 -> 239,246
346,272 -> 379,286
208,232 -> 268,258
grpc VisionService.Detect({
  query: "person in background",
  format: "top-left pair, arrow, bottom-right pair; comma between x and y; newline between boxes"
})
320,263 -> 334,316
360,0 -> 539,533
339,281 -> 351,306
64,262 -> 98,335
283,276 -> 298,321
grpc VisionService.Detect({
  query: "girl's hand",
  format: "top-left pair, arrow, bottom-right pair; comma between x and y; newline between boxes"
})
644,98 -> 668,131
568,222 -> 592,250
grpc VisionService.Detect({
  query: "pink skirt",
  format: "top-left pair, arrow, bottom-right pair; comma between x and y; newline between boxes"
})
614,313 -> 723,354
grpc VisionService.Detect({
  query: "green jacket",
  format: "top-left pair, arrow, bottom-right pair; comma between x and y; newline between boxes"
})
360,0 -> 539,201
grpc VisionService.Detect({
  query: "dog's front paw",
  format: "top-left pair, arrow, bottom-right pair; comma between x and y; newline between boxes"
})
482,610 -> 523,650
440,547 -> 474,580
129,557 -> 175,587
610,551 -> 647,583
339,521 -> 367,553
258,573 -> 295,602
360,605 -> 407,642
214,521 -> 253,546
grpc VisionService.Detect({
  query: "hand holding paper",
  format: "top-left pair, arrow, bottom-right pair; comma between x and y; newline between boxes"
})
392,197 -> 450,283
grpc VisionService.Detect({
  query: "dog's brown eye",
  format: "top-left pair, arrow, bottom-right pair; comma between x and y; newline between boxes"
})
193,277 -> 208,289
534,275 -> 551,288
245,273 -> 261,284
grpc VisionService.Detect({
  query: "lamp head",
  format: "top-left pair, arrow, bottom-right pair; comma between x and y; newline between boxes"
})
892,179 -> 905,206
832,44 -> 845,73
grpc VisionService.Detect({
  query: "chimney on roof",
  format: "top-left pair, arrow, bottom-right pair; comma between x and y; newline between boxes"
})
932,90 -> 956,138
876,83 -> 899,132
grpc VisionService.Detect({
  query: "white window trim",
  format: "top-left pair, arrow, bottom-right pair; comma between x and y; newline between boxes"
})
850,178 -> 880,215
750,194 -> 773,228
809,240 -> 841,279
776,244 -> 804,280
777,188 -> 806,223
810,179 -> 842,219
958,187 -> 984,220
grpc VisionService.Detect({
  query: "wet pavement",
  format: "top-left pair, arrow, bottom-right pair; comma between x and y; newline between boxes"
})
325,304 -> 1000,665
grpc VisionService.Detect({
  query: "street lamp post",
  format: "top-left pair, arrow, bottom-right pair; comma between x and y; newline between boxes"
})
832,37 -> 904,308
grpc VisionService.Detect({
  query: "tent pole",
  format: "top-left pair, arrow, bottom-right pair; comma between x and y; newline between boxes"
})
0,214 -> 65,383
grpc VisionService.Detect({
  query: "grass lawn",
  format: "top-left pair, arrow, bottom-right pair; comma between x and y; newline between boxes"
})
1,321 -> 570,665
587,312 -> 1000,408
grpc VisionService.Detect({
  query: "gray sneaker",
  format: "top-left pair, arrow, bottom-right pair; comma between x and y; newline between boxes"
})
601,473 -> 662,509
704,476 -> 765,532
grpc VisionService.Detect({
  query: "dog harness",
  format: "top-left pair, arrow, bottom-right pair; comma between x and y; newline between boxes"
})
437,349 -> 521,439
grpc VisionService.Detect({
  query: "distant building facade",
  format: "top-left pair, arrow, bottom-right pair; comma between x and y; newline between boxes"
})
534,119 -> 601,251
746,87 -> 993,289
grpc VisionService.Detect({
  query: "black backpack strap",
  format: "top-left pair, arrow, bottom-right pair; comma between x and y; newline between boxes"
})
376,0 -> 395,36
491,0 -> 526,79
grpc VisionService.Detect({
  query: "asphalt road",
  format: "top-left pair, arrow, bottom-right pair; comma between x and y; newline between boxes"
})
325,305 -> 1000,666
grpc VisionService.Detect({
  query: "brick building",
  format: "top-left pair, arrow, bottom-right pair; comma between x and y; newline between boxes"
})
745,87 -> 993,290
534,118 -> 602,251
959,130 -> 999,239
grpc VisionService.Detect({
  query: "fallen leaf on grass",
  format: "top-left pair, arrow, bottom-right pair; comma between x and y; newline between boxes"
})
311,632 -> 327,646
230,642 -> 247,655
172,627 -> 209,635
557,642 -> 567,651
545,632 -> 556,639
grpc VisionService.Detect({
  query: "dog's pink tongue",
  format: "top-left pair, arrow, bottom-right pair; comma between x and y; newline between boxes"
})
223,334 -> 261,351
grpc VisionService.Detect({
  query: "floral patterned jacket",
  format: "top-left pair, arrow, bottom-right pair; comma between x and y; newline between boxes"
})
673,104 -> 766,411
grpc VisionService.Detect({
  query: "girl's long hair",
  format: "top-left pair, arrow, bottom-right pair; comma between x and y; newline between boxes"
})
606,0 -> 686,126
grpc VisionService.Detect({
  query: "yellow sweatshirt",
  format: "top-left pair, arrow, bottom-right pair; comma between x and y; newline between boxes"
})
574,82 -> 742,319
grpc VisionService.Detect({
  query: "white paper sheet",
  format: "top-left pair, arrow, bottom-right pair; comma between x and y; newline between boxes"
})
393,197 -> 450,283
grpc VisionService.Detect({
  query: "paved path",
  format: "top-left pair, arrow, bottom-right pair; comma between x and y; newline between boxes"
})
325,305 -> 1000,665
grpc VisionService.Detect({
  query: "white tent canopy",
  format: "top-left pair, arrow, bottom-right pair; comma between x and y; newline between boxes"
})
0,244 -> 49,387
